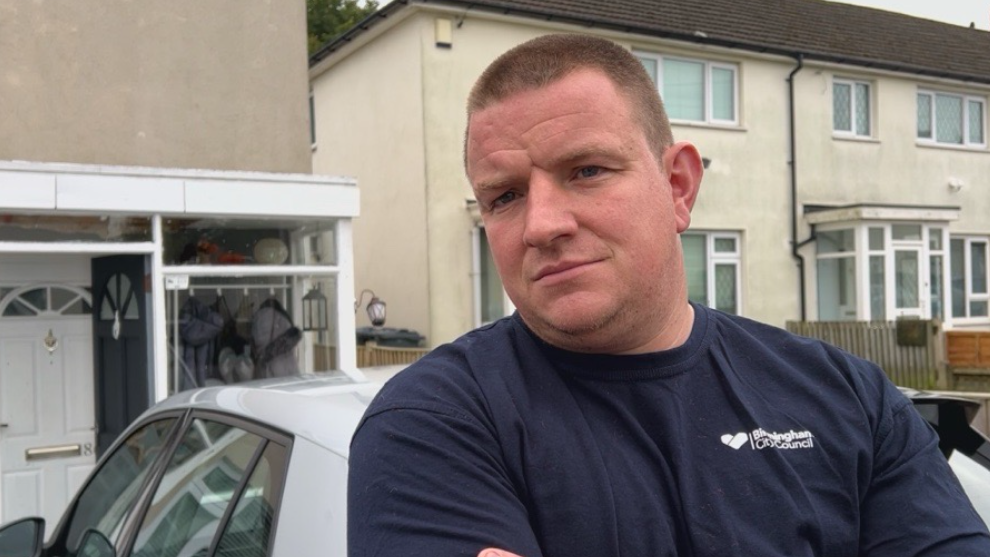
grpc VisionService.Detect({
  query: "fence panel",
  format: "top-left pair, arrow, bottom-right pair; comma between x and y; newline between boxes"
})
357,343 -> 430,368
785,320 -> 940,390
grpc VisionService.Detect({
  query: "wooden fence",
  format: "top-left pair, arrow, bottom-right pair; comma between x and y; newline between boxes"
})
357,342 -> 430,367
945,331 -> 990,391
313,343 -> 430,371
785,320 -> 943,390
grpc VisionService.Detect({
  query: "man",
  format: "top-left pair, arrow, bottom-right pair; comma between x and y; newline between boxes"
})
348,34 -> 990,556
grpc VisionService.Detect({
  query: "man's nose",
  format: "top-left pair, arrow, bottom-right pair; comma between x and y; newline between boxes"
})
521,173 -> 577,248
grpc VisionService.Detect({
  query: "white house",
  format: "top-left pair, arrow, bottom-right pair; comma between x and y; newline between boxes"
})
310,0 -> 990,347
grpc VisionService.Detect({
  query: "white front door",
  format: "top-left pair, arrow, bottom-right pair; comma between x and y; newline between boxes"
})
0,317 -> 96,532
893,247 -> 927,318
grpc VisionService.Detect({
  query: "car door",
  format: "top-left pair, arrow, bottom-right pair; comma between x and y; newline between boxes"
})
118,412 -> 291,557
44,415 -> 182,557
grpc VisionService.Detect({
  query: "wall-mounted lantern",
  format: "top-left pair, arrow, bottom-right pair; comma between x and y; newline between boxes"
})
355,289 -> 386,327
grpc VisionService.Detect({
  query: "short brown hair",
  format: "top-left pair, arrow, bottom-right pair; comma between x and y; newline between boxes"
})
466,34 -> 674,160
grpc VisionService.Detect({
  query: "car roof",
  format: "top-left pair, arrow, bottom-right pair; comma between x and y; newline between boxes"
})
146,374 -> 383,459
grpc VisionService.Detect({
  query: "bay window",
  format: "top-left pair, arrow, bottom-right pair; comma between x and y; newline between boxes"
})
951,237 -> 990,319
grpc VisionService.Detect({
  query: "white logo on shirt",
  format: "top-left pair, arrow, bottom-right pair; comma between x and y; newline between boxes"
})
721,428 -> 815,450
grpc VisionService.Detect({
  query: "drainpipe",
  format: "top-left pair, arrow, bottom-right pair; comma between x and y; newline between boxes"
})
787,54 -> 808,321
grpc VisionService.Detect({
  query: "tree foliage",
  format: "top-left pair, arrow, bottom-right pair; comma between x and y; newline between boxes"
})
307,0 -> 380,54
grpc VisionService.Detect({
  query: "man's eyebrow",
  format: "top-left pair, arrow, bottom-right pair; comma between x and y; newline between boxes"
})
473,176 -> 517,194
545,145 -> 621,168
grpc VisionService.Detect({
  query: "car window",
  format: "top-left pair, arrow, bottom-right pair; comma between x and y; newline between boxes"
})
129,418 -> 265,557
214,440 -> 288,557
949,451 -> 990,527
65,419 -> 178,555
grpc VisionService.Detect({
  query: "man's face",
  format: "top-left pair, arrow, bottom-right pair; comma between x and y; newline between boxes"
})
466,68 -> 702,353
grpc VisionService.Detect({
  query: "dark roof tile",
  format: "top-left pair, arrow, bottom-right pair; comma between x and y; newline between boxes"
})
314,0 -> 990,83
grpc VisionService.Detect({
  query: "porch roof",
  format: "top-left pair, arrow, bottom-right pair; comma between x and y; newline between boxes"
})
804,203 -> 961,225
0,160 -> 359,220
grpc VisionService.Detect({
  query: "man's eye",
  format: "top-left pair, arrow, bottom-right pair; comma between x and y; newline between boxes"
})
491,191 -> 518,208
577,166 -> 601,179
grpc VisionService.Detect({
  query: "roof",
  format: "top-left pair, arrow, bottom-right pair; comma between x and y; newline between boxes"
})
311,0 -> 990,85
150,374 -> 382,458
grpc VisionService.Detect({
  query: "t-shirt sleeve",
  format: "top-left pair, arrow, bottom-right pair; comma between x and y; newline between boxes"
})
858,380 -> 990,555
348,401 -> 543,557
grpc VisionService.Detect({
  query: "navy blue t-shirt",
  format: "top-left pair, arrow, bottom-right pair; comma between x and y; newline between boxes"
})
348,305 -> 990,556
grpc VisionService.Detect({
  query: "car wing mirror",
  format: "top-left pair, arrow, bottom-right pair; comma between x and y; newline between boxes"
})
77,528 -> 114,557
0,516 -> 45,557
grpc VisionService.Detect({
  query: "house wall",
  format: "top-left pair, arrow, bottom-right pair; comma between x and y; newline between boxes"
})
312,6 -> 990,344
310,17 -> 432,336
794,65 -> 990,321
0,0 -> 311,173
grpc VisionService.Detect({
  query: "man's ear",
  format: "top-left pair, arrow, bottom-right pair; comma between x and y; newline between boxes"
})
661,141 -> 704,233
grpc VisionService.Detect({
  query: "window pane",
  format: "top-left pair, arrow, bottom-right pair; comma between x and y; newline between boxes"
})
892,224 -> 922,241
929,228 -> 943,251
969,100 -> 985,144
682,235 -> 707,305
936,93 -> 963,144
855,82 -> 870,135
930,255 -> 944,320
663,59 -> 705,121
66,420 -> 177,553
952,239 -> 967,317
818,257 -> 857,321
712,67 -> 734,121
973,242 -> 988,294
972,301 -> 989,317
895,251 -> 920,309
479,230 -> 504,323
870,255 -> 886,320
714,238 -> 736,253
214,442 -> 287,557
131,420 -> 264,557
817,229 -> 855,254
833,82 -> 852,132
714,264 -> 737,314
638,56 -> 658,85
869,227 -> 884,251
917,93 -> 932,138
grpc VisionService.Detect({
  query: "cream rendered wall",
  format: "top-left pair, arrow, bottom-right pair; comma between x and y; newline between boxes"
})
310,18 -> 431,337
0,0 -> 310,173
794,65 -> 990,320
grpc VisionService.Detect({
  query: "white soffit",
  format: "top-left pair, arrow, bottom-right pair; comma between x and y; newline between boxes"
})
58,174 -> 185,212
0,170 -> 56,209
805,205 -> 961,225
0,160 -> 358,219
185,179 -> 358,218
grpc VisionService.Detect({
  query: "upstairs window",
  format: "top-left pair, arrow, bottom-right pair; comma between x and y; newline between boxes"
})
637,53 -> 738,125
917,90 -> 986,147
833,78 -> 871,137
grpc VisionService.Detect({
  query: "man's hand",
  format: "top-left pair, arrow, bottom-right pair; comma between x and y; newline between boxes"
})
478,549 -> 524,557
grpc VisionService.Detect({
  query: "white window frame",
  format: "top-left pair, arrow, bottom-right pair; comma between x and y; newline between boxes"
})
950,235 -> 990,323
917,89 -> 987,148
471,227 -> 514,327
832,78 -> 872,138
682,231 -> 742,314
635,52 -> 739,126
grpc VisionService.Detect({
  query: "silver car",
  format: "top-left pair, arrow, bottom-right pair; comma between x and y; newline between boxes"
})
0,374 -> 379,557
2,379 -> 989,557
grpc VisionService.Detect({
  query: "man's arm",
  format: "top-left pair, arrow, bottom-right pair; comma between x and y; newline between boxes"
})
348,403 -> 543,557
858,383 -> 990,555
